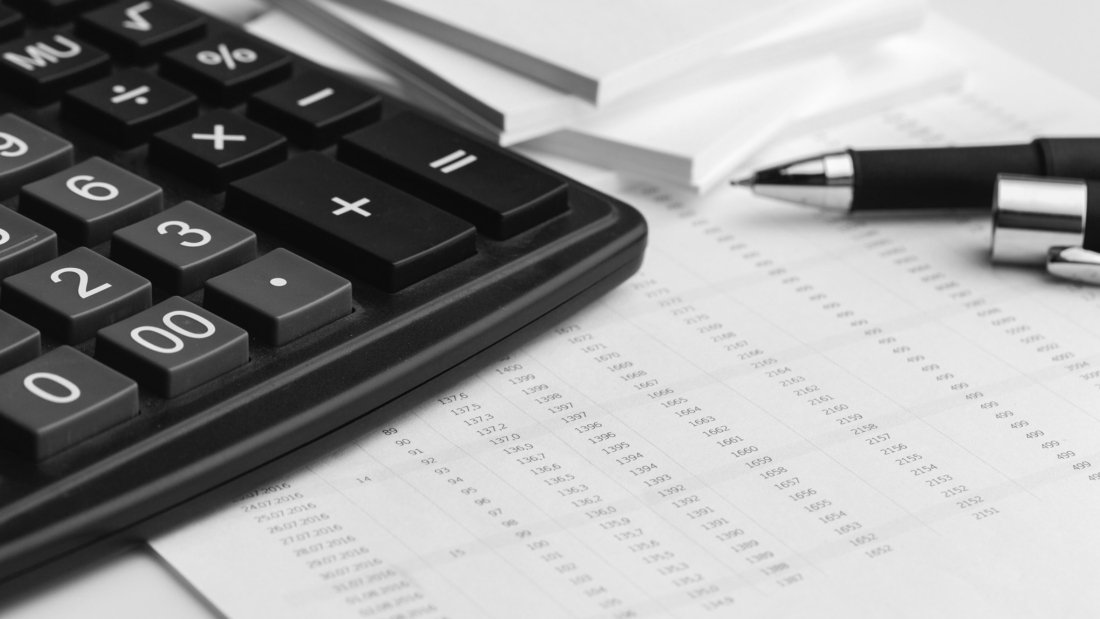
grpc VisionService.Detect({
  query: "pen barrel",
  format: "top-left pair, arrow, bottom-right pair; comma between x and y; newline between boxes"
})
1033,137 -> 1100,178
850,144 -> 1042,211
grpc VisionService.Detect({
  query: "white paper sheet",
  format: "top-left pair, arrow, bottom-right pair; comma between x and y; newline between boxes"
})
152,17 -> 1100,619
337,0 -> 817,104
529,23 -> 964,192
268,0 -> 922,147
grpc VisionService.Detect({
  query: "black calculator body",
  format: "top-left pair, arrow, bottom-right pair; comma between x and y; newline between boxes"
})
0,0 -> 646,584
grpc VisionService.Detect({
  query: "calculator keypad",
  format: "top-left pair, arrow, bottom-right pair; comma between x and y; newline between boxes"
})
0,1 -> 590,461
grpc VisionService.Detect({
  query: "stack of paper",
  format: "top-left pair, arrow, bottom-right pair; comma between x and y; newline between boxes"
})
252,0 -> 965,191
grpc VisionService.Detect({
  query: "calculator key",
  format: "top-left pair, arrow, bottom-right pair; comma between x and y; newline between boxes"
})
0,114 -> 73,197
150,110 -> 287,188
61,69 -> 198,146
247,71 -> 382,148
0,32 -> 110,103
96,296 -> 248,397
160,33 -> 291,105
112,200 -> 257,294
228,153 -> 476,291
0,5 -> 24,41
77,0 -> 206,63
0,309 -> 39,374
5,0 -> 105,22
0,205 -> 58,280
205,249 -> 351,345
0,346 -> 138,460
2,247 -> 152,343
20,156 -> 164,244
339,112 -> 569,238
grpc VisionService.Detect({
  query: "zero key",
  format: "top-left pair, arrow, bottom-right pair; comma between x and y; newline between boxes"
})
338,112 -> 568,239
0,346 -> 138,460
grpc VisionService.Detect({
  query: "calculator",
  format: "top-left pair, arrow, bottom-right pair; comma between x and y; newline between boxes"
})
0,0 -> 646,583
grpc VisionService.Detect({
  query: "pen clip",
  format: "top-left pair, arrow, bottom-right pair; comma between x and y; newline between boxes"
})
1046,246 -> 1100,284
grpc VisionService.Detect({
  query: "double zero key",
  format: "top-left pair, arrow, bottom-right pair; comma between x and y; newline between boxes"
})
228,153 -> 475,291
97,297 -> 248,398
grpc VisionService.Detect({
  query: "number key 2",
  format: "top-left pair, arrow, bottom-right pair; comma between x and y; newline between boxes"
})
1,247 -> 152,344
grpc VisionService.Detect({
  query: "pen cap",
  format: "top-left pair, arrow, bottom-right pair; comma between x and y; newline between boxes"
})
990,175 -> 1099,265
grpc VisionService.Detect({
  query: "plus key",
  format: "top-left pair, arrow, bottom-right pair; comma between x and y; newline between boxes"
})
228,153 -> 475,291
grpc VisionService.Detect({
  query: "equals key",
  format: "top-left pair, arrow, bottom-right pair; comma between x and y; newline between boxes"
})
430,149 -> 477,174
338,112 -> 568,238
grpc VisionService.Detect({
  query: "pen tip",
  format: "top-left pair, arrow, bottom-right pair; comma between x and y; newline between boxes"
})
731,175 -> 754,187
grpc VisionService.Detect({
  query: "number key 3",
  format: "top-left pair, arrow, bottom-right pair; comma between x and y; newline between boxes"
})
112,201 -> 256,294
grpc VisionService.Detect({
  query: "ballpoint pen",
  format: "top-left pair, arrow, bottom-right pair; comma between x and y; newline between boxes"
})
734,138 -> 1100,212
